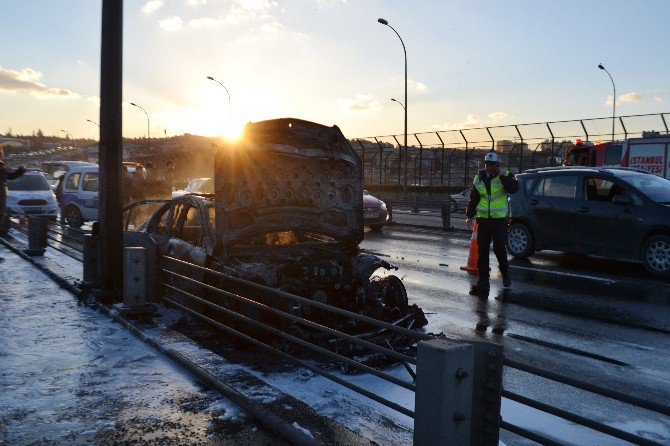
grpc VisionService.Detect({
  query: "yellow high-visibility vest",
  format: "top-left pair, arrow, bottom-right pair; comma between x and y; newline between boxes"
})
474,172 -> 510,218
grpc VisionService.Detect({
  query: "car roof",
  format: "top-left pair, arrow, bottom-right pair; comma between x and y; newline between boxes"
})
519,166 -> 652,178
66,165 -> 98,173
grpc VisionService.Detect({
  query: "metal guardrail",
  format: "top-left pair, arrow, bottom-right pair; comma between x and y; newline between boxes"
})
3,217 -> 667,445
354,112 -> 670,188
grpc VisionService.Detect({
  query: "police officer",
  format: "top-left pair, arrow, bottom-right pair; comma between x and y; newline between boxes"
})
465,152 -> 519,292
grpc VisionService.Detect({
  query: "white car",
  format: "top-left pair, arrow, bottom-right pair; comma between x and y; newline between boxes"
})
6,171 -> 59,221
171,177 -> 213,199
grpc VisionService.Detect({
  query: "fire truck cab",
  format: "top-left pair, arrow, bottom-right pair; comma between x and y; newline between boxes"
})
562,140 -> 623,167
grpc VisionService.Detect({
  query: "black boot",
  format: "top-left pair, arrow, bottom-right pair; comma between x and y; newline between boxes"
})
501,270 -> 511,288
471,277 -> 490,293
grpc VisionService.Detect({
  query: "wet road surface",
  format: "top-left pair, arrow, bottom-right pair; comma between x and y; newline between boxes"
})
361,225 -> 670,443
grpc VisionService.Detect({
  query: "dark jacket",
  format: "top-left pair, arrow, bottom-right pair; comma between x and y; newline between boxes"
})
0,161 -> 26,200
466,169 -> 519,219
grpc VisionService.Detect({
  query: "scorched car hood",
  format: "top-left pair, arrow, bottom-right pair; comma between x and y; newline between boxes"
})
214,118 -> 363,249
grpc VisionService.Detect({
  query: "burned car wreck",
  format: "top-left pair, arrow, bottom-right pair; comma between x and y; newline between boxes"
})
124,118 -> 427,353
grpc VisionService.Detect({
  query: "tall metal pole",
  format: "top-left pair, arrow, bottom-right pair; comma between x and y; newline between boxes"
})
379,18 -> 408,195
598,63 -> 616,142
130,102 -> 150,151
207,75 -> 232,122
99,0 -> 123,295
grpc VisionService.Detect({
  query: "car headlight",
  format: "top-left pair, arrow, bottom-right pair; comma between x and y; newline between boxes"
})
380,201 -> 387,210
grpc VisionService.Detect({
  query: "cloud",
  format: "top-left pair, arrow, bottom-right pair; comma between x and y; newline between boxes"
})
619,92 -> 642,103
142,0 -> 164,14
431,112 -> 514,131
189,17 -> 224,28
159,16 -> 184,31
409,79 -> 427,92
606,91 -> 642,105
488,112 -> 512,122
654,97 -> 663,102
336,94 -> 382,114
0,66 -> 79,99
87,96 -> 100,104
187,0 -> 207,5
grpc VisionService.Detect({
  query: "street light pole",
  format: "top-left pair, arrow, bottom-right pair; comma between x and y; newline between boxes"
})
206,75 -> 232,122
378,18 -> 408,194
598,63 -> 616,142
130,102 -> 150,151
390,98 -> 405,110
86,119 -> 100,128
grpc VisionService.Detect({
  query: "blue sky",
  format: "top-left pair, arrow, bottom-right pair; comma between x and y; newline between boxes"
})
1,0 -> 668,141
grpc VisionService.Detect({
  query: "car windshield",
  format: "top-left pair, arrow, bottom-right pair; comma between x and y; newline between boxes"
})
625,174 -> 670,203
8,174 -> 51,191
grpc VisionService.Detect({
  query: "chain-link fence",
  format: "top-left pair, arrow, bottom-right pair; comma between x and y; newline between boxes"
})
353,112 -> 669,189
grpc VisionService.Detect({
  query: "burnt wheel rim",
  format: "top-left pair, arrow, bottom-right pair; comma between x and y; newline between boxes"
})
646,239 -> 670,272
508,227 -> 528,254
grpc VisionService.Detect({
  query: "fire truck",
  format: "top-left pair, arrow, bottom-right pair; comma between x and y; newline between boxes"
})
562,131 -> 670,179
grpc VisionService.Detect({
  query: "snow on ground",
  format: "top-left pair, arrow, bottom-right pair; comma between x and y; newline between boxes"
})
0,244 -> 287,445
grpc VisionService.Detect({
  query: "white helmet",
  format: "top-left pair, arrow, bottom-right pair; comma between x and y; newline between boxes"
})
484,152 -> 499,163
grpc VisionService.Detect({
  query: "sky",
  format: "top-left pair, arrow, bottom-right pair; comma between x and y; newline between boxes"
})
1,0 -> 669,142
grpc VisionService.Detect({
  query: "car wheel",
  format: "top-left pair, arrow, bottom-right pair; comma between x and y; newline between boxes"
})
369,225 -> 383,233
506,223 -> 534,258
65,205 -> 84,228
449,199 -> 457,213
381,275 -> 408,314
642,235 -> 670,277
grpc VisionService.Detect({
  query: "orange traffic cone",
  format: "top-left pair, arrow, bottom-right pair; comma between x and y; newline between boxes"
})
461,220 -> 481,272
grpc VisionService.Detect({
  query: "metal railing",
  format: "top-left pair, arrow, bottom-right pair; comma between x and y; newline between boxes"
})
353,112 -> 669,188
4,217 -> 667,445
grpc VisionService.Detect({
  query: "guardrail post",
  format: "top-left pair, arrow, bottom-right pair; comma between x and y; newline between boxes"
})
24,216 -> 48,256
0,213 -> 9,237
467,340 -> 503,446
414,339 -> 474,446
82,234 -> 101,285
412,194 -> 420,213
117,246 -> 155,319
441,202 -> 452,231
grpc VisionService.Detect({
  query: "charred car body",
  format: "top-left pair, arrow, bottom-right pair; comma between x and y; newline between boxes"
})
124,118 -> 426,351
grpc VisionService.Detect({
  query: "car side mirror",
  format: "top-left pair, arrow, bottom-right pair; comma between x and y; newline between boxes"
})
612,195 -> 631,205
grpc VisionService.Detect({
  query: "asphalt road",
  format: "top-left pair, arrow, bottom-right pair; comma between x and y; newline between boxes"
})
360,225 -> 670,443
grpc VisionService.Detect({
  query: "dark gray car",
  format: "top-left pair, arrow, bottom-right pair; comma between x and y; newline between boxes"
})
506,166 -> 670,277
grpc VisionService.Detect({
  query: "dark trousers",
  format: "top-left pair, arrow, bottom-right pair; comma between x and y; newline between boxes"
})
476,218 -> 509,280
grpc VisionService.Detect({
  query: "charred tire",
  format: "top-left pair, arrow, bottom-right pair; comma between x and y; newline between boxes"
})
381,275 -> 408,314
642,235 -> 670,277
506,223 -> 534,258
65,205 -> 83,228
449,199 -> 458,213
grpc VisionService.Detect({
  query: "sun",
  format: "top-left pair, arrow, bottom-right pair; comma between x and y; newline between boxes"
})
221,122 -> 244,141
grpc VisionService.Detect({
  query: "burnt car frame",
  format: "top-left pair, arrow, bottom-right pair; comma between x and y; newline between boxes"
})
124,118 -> 426,349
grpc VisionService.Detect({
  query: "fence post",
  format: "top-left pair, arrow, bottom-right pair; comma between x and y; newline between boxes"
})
24,216 -> 48,256
441,202 -> 452,231
82,234 -> 101,285
414,339 -> 474,446
118,246 -> 155,319
412,194 -> 419,213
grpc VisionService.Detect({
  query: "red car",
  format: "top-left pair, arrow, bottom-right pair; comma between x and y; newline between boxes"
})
363,190 -> 389,232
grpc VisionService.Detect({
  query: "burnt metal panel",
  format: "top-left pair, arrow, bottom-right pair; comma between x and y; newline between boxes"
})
214,118 -> 363,249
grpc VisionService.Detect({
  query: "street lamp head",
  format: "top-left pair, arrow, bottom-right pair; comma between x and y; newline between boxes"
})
207,75 -> 214,80
378,18 -> 388,25
391,98 -> 397,102
130,102 -> 137,106
598,63 -> 605,70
